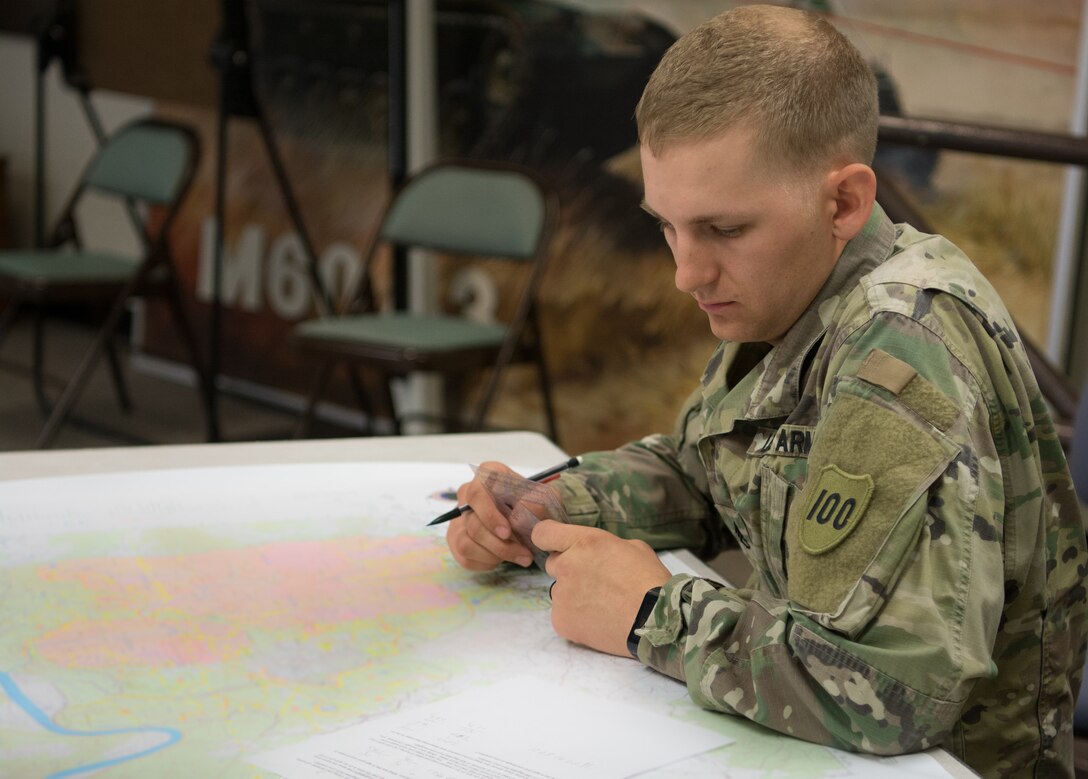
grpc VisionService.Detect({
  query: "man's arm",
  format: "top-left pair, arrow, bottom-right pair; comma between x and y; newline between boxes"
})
448,385 -> 726,571
632,312 -> 1006,755
541,309 -> 1015,756
535,429 -> 996,753
554,386 -> 727,557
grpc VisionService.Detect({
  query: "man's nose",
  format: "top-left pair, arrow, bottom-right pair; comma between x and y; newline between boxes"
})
673,238 -> 718,295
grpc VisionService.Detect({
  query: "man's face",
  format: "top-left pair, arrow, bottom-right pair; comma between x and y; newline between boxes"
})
640,128 -> 843,344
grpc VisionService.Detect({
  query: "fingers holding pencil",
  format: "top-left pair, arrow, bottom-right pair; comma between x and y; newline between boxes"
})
442,457 -> 581,573
428,456 -> 581,527
447,461 -> 534,571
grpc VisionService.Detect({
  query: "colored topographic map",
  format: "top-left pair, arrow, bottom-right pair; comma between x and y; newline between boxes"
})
0,464 -> 953,778
2,523 -> 547,777
0,464 -> 559,778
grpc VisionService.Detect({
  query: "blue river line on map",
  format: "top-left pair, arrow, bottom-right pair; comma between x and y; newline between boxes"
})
0,671 -> 182,778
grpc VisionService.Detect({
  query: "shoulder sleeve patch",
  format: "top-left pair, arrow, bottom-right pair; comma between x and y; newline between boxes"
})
856,349 -> 916,394
798,465 -> 874,555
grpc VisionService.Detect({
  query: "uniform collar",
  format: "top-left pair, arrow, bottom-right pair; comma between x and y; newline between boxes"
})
702,203 -> 897,431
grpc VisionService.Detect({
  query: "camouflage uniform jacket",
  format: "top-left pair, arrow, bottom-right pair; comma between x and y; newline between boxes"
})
555,204 -> 1088,778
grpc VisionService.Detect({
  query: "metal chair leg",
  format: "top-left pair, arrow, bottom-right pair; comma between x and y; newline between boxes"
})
32,307 -> 50,416
36,279 -> 140,448
346,365 -> 378,435
472,360 -> 504,434
374,371 -> 401,436
536,352 -> 559,444
0,295 -> 23,348
164,274 -> 220,442
104,339 -> 133,413
445,374 -> 467,433
294,359 -> 332,439
343,367 -> 374,435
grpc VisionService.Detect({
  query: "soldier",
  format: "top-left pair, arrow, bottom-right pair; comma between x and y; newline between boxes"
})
446,5 -> 1088,777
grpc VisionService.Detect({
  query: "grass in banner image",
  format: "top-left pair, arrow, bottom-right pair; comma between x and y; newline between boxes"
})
480,149 -> 718,452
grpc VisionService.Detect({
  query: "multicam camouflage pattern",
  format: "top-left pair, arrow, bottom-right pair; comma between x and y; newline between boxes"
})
554,204 -> 1088,778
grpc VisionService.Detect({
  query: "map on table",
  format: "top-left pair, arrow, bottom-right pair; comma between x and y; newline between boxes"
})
0,462 -> 954,778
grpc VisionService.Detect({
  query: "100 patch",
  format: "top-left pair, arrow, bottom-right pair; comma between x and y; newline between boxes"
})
798,464 -> 874,554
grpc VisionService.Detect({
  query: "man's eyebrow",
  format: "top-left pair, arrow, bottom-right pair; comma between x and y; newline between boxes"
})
639,201 -> 751,225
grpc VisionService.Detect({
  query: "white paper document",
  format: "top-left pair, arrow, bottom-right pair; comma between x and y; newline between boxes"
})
251,675 -> 732,779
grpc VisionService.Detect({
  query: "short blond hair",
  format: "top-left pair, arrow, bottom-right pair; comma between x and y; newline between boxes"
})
636,5 -> 878,171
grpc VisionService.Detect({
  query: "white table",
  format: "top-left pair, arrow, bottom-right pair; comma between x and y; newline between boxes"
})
0,432 -> 975,777
0,431 -> 565,481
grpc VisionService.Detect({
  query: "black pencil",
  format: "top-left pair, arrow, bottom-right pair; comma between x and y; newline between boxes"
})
426,456 -> 582,526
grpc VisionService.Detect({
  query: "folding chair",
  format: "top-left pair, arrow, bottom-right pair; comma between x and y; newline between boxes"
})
293,159 -> 559,441
0,118 -> 215,448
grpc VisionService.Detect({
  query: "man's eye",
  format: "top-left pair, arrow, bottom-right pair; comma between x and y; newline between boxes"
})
711,225 -> 743,238
656,221 -> 673,234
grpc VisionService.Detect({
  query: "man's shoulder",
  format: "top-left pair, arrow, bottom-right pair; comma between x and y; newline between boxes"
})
858,223 -> 1009,320
822,222 -> 1023,388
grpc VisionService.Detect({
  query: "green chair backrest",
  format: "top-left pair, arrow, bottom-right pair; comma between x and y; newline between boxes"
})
83,122 -> 193,205
381,165 -> 546,259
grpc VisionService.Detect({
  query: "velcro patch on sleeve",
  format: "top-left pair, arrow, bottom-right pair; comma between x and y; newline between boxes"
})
786,385 -> 956,627
798,465 -> 874,554
898,375 -> 959,432
856,348 -> 959,433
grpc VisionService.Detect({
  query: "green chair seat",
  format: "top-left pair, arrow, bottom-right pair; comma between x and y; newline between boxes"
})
296,312 -> 507,352
292,159 -> 558,440
0,250 -> 138,285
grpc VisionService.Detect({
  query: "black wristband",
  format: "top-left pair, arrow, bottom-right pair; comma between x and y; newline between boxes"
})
626,586 -> 662,658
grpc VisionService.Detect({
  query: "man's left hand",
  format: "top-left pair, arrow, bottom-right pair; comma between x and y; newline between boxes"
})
532,520 -> 671,657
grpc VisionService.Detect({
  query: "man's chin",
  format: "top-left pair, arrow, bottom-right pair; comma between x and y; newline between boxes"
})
707,313 -> 789,345
707,318 -> 755,343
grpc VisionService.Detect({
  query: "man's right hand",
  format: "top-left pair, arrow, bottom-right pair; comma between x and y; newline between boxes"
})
446,461 -> 535,571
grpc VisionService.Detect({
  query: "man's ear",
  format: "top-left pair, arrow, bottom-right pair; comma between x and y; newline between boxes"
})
827,163 -> 877,242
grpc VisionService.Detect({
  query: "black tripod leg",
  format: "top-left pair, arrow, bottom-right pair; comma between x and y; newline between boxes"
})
255,109 -> 332,317
208,100 -> 230,440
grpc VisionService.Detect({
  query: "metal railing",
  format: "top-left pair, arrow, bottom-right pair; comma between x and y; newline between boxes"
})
874,114 -> 1084,445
